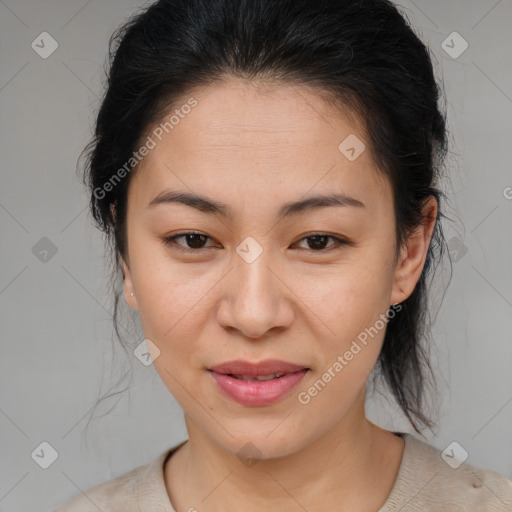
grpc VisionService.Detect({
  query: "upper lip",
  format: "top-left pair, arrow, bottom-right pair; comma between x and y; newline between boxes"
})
208,359 -> 309,376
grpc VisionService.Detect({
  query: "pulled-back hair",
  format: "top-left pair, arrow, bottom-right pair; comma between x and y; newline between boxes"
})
81,0 -> 451,435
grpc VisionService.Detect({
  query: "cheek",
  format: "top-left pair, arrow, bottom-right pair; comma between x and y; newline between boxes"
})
132,247 -> 216,340
297,257 -> 393,342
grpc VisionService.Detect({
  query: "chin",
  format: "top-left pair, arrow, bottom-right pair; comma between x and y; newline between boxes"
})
204,420 -> 319,463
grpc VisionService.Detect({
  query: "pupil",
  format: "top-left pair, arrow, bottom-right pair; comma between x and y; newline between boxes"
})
308,235 -> 327,250
187,234 -> 206,248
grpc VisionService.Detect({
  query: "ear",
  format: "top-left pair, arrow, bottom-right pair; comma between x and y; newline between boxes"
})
112,202 -> 138,310
390,195 -> 438,305
120,254 -> 138,310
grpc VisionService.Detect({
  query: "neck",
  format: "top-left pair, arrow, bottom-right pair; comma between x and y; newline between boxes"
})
166,392 -> 403,511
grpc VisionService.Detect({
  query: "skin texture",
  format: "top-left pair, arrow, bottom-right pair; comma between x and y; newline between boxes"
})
119,78 -> 437,511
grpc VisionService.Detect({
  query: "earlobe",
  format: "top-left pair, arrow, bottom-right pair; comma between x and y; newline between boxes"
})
390,196 -> 438,305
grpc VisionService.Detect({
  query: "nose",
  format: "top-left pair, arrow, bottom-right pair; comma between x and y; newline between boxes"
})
216,250 -> 295,340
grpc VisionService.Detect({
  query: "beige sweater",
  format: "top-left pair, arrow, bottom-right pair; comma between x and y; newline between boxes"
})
55,433 -> 512,511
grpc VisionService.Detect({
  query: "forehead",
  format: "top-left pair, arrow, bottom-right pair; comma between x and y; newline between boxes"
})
128,79 -> 391,218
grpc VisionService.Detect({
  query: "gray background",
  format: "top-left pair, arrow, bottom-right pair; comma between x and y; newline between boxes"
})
1,0 -> 511,510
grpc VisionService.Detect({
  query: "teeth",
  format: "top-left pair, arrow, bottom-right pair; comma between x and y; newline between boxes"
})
255,373 -> 285,381
232,373 -> 285,381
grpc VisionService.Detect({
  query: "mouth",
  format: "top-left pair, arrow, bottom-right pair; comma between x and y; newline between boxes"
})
207,360 -> 310,406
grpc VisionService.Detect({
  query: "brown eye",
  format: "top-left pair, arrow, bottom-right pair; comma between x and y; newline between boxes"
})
295,233 -> 348,252
162,232 -> 217,251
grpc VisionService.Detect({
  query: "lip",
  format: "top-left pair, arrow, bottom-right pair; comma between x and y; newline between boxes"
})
208,359 -> 309,406
209,359 -> 308,376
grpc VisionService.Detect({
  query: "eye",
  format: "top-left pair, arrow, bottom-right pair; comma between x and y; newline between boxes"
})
294,233 -> 348,252
162,231 -> 218,252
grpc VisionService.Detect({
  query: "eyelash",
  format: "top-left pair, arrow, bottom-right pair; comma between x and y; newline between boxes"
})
161,231 -> 349,254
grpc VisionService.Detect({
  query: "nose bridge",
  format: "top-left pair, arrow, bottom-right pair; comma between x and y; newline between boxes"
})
235,237 -> 279,314
236,242 -> 276,301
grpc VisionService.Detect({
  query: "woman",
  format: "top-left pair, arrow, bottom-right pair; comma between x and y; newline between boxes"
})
57,0 -> 512,510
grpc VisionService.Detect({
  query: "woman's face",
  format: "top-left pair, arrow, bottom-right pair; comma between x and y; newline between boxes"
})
120,79 -> 431,458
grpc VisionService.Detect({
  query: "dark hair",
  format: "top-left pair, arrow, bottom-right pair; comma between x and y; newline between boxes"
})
81,0 -> 452,436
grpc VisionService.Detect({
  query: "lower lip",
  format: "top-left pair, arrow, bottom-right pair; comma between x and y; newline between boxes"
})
209,369 -> 308,406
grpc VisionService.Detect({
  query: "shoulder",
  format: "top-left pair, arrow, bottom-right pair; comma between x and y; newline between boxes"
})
382,433 -> 512,510
54,461 -> 150,511
53,445 -> 178,512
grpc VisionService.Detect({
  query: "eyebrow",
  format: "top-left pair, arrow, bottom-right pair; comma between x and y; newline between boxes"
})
146,190 -> 366,219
